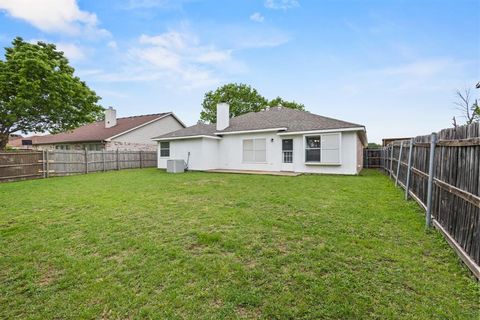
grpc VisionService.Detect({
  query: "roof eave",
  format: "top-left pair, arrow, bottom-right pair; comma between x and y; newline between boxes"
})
152,135 -> 221,141
277,126 -> 366,136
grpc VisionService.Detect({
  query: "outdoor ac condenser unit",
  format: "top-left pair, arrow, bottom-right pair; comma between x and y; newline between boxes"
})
167,159 -> 185,173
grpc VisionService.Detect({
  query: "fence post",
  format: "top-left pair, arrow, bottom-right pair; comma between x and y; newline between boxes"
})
45,150 -> 50,178
102,149 -> 106,172
395,142 -> 403,187
426,132 -> 437,228
42,150 -> 46,178
389,145 -> 394,178
405,138 -> 414,200
365,149 -> 368,168
139,151 -> 143,169
116,149 -> 119,170
84,148 -> 89,174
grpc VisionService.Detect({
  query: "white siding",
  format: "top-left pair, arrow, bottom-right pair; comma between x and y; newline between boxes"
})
157,138 -> 218,170
158,130 -> 361,174
111,115 -> 184,145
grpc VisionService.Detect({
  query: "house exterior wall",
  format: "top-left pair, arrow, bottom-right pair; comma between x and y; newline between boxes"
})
110,115 -> 183,145
105,141 -> 156,151
33,142 -> 104,151
356,133 -> 364,174
158,138 -> 218,170
157,130 -> 361,175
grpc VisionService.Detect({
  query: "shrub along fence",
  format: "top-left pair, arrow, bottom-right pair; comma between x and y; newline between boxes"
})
379,122 -> 479,278
0,150 -> 157,182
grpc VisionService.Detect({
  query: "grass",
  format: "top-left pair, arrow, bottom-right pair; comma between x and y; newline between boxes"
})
0,169 -> 478,319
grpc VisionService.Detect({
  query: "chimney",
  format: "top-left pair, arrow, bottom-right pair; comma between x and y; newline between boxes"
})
216,103 -> 230,131
105,107 -> 117,128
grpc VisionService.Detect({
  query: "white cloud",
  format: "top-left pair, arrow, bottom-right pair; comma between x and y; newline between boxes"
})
250,12 -> 265,23
0,0 -> 110,37
265,0 -> 299,10
55,42 -> 86,61
88,30 -> 246,89
107,40 -> 118,49
131,31 -> 238,87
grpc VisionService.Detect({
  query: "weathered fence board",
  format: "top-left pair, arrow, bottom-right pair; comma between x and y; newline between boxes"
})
0,151 -> 43,182
363,148 -> 382,168
0,150 -> 157,182
377,122 -> 480,278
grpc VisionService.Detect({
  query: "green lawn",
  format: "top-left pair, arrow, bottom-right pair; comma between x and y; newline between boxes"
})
0,169 -> 478,319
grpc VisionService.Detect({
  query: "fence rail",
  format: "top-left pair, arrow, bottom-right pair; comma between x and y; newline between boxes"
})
370,122 -> 479,278
0,150 -> 157,182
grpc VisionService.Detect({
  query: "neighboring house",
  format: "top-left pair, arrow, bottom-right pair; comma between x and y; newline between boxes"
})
24,107 -> 185,151
153,104 -> 367,175
6,134 -> 24,149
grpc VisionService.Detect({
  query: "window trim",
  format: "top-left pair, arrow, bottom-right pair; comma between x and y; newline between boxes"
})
282,139 -> 293,164
242,138 -> 267,163
303,132 -> 342,165
159,141 -> 170,158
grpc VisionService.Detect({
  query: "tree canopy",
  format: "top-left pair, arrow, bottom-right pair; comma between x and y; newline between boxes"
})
200,83 -> 306,123
0,37 -> 103,149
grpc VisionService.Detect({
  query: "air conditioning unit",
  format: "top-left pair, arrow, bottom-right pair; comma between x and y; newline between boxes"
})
167,159 -> 185,173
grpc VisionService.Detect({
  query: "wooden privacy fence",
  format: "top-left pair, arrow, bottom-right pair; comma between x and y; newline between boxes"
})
363,148 -> 382,168
380,122 -> 479,278
0,150 -> 157,182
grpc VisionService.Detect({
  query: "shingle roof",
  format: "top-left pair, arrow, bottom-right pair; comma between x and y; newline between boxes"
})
154,107 -> 364,139
33,113 -> 170,144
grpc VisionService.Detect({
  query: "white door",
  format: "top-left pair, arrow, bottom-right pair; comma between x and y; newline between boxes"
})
281,139 -> 294,171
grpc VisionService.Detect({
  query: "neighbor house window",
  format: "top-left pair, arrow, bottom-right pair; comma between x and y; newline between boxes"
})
84,144 -> 103,151
243,138 -> 266,163
160,142 -> 170,157
55,144 -> 71,150
305,133 -> 341,164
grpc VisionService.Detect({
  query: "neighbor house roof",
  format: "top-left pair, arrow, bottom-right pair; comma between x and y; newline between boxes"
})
153,107 -> 365,140
32,113 -> 177,145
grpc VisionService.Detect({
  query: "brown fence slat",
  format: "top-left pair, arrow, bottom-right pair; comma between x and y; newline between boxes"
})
375,122 -> 480,279
0,150 -> 157,182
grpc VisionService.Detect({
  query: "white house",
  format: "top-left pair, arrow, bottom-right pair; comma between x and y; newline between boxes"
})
153,104 -> 367,175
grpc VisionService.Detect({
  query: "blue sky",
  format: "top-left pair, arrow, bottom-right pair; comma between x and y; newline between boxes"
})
0,0 -> 479,143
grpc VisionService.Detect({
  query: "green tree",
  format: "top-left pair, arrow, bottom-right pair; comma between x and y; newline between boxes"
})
200,83 -> 306,123
367,142 -> 381,148
0,37 -> 103,149
200,83 -> 268,123
268,96 -> 305,110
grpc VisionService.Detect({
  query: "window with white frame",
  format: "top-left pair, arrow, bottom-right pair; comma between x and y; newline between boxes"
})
305,133 -> 341,164
55,144 -> 71,150
243,138 -> 266,162
160,142 -> 170,157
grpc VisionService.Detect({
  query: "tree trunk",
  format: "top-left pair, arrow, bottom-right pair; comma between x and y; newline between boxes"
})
0,132 -> 9,150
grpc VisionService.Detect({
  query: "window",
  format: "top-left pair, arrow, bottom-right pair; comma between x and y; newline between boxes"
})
305,136 -> 321,162
55,144 -> 71,150
282,139 -> 293,163
84,144 -> 103,151
305,133 -> 341,164
243,138 -> 266,162
160,142 -> 170,157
